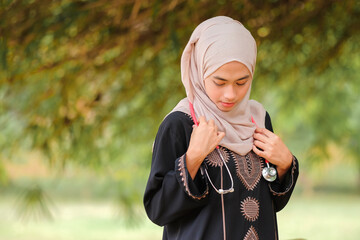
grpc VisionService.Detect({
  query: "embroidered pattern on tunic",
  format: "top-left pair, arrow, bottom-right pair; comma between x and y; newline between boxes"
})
205,147 -> 229,167
243,226 -> 259,240
177,154 -> 209,200
269,155 -> 297,196
185,112 -> 194,123
233,151 -> 263,191
240,197 -> 260,222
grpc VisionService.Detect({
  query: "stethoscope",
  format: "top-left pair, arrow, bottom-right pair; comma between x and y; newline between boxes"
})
251,116 -> 277,182
189,101 -> 277,240
189,101 -> 277,196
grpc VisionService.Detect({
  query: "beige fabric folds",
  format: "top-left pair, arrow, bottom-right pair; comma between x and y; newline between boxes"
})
172,16 -> 266,156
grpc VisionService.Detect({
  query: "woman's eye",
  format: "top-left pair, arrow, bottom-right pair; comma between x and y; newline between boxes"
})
214,81 -> 225,86
236,82 -> 247,86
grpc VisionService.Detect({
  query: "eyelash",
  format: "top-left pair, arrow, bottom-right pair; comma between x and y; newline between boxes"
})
214,82 -> 246,86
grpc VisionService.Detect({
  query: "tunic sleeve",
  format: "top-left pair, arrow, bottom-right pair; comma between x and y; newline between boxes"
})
264,112 -> 299,212
143,112 -> 209,226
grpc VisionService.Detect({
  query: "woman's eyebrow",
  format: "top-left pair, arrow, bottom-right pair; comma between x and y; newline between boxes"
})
213,75 -> 250,81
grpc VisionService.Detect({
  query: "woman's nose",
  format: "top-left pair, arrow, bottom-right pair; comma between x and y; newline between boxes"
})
223,86 -> 236,100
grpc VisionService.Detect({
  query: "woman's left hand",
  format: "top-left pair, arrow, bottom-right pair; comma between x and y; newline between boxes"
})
252,127 -> 293,180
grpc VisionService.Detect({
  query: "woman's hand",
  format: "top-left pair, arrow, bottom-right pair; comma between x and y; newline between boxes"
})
252,127 -> 293,181
186,116 -> 225,179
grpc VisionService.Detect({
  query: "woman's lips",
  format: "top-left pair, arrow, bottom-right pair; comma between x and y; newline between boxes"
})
221,102 -> 235,108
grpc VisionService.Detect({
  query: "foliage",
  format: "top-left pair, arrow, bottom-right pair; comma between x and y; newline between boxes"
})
0,0 -> 359,212
15,184 -> 54,221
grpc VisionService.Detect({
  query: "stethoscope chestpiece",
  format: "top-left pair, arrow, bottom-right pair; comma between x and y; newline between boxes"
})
262,162 -> 277,182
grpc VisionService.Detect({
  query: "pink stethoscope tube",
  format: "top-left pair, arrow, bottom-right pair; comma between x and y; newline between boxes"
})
189,102 -> 220,149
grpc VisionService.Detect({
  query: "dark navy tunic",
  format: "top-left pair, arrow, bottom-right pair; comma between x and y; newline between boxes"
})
144,111 -> 299,240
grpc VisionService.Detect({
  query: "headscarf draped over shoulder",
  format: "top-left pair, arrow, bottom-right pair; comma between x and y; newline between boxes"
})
172,16 -> 266,156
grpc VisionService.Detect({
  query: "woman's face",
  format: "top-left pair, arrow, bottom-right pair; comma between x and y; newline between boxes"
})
204,61 -> 252,112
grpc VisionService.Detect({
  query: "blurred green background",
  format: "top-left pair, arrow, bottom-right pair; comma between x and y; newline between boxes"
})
0,0 -> 359,239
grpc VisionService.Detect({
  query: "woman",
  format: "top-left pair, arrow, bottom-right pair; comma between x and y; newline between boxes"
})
143,16 -> 299,240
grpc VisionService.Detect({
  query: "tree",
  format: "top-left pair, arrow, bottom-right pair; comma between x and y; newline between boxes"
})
0,0 -> 359,210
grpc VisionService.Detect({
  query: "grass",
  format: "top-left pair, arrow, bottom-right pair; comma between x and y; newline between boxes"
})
277,191 -> 360,239
1,157 -> 359,239
0,198 -> 162,240
0,191 -> 359,240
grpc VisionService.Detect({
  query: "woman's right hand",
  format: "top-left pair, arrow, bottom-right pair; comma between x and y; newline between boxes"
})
186,116 -> 225,179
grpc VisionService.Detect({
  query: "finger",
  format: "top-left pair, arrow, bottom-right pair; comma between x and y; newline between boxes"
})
253,140 -> 267,150
214,133 -> 225,147
255,127 -> 274,138
213,123 -> 218,133
216,131 -> 225,142
253,132 -> 268,143
208,119 -> 215,127
198,116 -> 206,124
252,145 -> 266,158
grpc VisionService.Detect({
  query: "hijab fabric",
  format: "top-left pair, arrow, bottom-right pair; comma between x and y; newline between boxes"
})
172,16 -> 266,156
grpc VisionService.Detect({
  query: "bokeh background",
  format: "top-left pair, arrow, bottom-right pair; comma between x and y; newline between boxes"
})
0,0 -> 359,239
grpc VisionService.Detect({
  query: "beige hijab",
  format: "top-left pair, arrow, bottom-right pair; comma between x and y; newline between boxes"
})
172,16 -> 266,156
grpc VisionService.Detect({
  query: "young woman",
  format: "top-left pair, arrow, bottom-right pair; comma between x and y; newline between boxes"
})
144,16 -> 299,240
